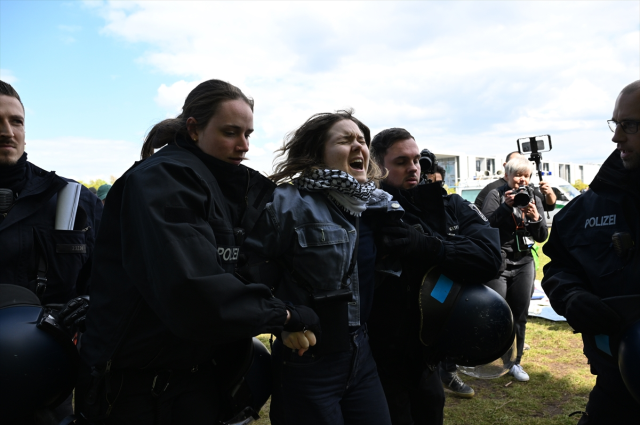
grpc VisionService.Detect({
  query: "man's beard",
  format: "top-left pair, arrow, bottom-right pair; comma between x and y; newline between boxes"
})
621,151 -> 640,170
0,156 -> 19,167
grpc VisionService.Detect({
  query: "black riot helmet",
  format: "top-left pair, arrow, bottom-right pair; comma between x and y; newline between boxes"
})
0,284 -> 80,421
215,337 -> 272,425
419,267 -> 515,366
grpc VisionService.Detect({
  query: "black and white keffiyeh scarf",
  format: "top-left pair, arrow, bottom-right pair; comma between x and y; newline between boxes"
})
297,169 -> 376,216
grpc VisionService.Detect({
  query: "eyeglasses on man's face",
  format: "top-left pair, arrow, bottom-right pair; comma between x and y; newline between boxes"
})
608,120 -> 640,134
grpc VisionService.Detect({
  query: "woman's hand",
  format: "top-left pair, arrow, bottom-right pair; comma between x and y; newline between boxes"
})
504,190 -> 516,207
521,202 -> 539,221
282,330 -> 317,356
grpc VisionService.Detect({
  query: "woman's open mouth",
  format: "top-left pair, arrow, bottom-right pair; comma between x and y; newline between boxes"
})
349,159 -> 364,171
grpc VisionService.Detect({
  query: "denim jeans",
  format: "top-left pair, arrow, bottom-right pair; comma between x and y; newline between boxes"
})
269,325 -> 391,425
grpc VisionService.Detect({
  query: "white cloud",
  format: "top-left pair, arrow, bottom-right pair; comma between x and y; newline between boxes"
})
88,1 -> 638,171
155,80 -> 200,114
27,137 -> 140,182
0,69 -> 18,84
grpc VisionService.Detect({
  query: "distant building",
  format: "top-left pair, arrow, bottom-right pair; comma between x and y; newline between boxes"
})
434,151 -> 601,189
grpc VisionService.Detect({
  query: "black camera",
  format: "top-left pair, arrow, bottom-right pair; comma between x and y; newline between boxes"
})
512,186 -> 534,208
419,149 -> 437,177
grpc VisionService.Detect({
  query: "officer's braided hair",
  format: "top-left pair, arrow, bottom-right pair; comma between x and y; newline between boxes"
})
141,79 -> 254,159
0,80 -> 24,111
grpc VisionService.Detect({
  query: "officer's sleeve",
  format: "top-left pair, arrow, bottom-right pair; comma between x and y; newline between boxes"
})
241,202 -> 291,286
121,162 -> 287,341
481,189 -> 514,231
542,224 -> 591,316
440,197 -> 502,282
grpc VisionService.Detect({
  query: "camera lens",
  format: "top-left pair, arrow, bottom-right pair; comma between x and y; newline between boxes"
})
513,188 -> 531,208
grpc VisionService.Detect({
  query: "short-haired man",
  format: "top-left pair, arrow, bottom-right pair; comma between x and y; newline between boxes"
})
542,80 -> 640,423
0,80 -> 103,422
474,151 -> 556,211
367,128 -> 502,425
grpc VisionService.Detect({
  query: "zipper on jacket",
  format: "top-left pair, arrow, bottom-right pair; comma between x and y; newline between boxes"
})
244,168 -> 250,207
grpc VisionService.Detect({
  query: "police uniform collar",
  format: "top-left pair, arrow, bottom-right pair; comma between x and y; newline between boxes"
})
0,152 -> 28,193
591,149 -> 640,201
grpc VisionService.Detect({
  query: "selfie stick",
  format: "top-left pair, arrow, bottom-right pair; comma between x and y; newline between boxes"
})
529,137 -> 544,182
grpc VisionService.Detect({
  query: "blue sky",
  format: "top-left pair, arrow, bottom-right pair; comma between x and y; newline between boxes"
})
1,1 -> 638,181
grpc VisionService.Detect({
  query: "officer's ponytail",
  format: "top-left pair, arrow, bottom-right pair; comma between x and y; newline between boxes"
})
141,80 -> 254,159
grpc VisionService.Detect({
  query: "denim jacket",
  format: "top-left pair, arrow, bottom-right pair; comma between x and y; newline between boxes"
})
243,183 -> 403,327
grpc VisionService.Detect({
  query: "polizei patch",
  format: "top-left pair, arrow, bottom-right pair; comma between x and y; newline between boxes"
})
217,246 -> 240,262
585,215 -> 616,229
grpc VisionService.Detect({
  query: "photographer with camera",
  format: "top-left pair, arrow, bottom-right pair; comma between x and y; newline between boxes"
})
481,155 -> 548,382
368,128 -> 501,425
475,151 -> 556,212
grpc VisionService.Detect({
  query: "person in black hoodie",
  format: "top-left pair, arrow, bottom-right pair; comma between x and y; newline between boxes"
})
77,80 -> 319,424
368,128 -> 501,425
481,155 -> 548,382
542,80 -> 640,424
0,80 -> 103,424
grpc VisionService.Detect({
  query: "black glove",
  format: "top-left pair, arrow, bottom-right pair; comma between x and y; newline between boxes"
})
57,295 -> 90,333
283,304 -> 322,342
381,220 -> 442,260
565,291 -> 621,335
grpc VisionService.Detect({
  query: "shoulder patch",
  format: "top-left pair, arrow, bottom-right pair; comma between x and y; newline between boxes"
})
469,204 -> 488,221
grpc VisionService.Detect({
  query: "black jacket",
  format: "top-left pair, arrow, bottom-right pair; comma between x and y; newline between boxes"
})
368,182 -> 501,363
80,143 -> 287,370
0,161 -> 102,304
542,150 -> 640,378
481,184 -> 548,264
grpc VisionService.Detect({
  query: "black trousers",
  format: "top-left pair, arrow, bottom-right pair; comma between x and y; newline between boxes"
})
76,365 -> 220,425
375,356 -> 444,425
484,261 -> 534,364
577,363 -> 640,424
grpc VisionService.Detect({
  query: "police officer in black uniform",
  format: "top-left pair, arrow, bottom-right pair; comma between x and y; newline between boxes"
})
542,80 -> 640,424
0,80 -> 103,424
77,80 -> 319,424
368,128 -> 502,425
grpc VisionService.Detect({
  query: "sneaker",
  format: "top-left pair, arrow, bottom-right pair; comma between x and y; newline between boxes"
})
440,370 -> 475,398
509,364 -> 530,381
524,343 -> 531,351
